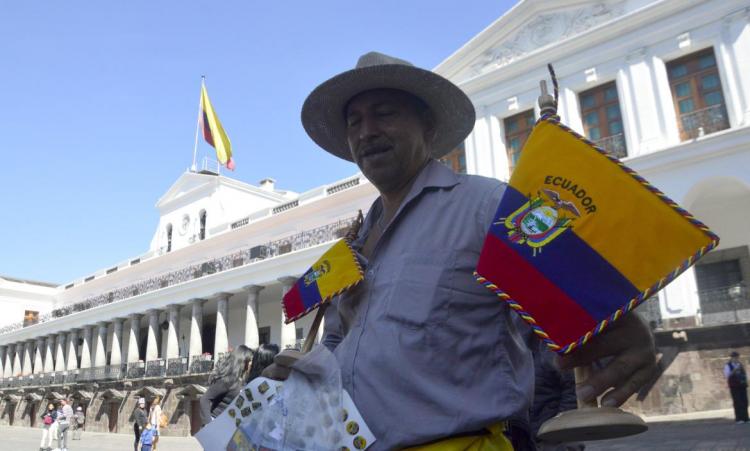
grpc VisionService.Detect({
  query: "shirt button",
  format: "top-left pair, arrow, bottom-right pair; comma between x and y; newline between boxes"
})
366,269 -> 374,277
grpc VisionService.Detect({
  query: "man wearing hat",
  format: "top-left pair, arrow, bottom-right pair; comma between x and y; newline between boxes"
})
290,52 -> 657,449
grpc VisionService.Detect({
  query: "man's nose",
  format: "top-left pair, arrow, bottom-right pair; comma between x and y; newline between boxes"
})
358,114 -> 380,141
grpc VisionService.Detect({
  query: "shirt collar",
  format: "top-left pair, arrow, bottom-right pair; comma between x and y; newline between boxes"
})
353,159 -> 461,248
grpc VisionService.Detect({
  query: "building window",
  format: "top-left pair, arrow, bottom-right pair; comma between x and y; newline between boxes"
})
199,210 -> 207,241
504,110 -> 535,173
166,224 -> 172,253
667,48 -> 729,141
695,259 -> 747,316
438,143 -> 467,174
579,82 -> 627,158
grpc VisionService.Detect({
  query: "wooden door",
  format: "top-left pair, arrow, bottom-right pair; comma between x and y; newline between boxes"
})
190,399 -> 201,436
108,402 -> 119,432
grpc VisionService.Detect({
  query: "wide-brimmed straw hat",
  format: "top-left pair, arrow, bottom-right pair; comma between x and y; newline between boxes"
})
301,51 -> 475,162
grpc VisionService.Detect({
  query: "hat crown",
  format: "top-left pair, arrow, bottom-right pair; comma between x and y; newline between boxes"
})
356,51 -> 414,69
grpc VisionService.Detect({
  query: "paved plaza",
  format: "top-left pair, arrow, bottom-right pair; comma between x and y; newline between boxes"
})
2,418 -> 749,450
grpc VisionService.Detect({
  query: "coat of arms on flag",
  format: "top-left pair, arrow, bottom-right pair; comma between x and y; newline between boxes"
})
475,116 -> 719,354
282,239 -> 364,323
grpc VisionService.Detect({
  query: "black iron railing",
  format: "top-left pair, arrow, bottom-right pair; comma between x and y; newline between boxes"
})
0,216 -> 357,335
593,133 -> 627,159
166,357 -> 188,376
127,362 -> 145,379
145,359 -> 166,378
679,104 -> 729,140
190,355 -> 214,374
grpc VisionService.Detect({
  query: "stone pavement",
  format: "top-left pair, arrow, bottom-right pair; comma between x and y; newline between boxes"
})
2,419 -> 750,451
585,418 -> 750,451
0,425 -> 202,451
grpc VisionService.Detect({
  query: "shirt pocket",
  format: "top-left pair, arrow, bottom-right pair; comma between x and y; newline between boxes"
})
383,250 -> 455,329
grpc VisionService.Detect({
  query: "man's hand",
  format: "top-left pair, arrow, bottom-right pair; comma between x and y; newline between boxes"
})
558,313 -> 657,408
260,349 -> 304,381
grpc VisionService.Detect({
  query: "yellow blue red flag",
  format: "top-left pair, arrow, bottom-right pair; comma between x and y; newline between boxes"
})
200,83 -> 235,170
475,116 -> 719,354
282,239 -> 363,323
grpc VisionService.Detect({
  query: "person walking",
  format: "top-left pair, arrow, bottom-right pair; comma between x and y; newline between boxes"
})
39,403 -> 57,451
725,351 -> 749,423
200,344 -> 279,426
56,398 -> 74,451
147,396 -> 163,451
133,398 -> 148,451
72,406 -> 85,440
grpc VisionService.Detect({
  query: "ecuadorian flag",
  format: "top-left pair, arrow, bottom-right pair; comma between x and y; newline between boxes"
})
282,239 -> 363,323
475,116 -> 719,354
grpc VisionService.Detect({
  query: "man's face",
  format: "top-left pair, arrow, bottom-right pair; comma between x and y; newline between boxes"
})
345,89 -> 432,193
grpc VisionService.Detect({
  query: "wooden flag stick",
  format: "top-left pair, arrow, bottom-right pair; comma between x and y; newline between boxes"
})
302,303 -> 328,353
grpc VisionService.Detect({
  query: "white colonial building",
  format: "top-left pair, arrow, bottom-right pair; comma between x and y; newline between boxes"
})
0,0 -> 748,435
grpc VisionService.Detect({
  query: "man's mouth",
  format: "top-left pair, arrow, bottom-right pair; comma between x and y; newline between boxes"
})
360,144 -> 392,159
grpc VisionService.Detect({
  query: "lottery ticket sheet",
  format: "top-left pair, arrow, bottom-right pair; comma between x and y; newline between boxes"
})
195,377 -> 375,451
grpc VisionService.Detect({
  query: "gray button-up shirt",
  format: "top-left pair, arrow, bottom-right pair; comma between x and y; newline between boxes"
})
323,160 -> 534,450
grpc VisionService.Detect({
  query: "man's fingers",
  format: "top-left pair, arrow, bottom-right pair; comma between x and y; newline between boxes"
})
261,363 -> 291,381
600,363 -> 657,407
558,314 -> 651,370
577,350 -> 657,404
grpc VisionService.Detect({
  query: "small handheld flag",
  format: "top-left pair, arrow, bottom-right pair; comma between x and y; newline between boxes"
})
282,239 -> 364,323
475,116 -> 719,354
200,82 -> 235,170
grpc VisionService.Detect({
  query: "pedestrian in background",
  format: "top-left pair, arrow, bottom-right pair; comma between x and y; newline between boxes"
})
133,398 -> 148,451
725,351 -> 749,423
148,395 -> 163,451
56,398 -> 74,451
72,406 -> 85,440
39,402 -> 57,451
139,422 -> 157,451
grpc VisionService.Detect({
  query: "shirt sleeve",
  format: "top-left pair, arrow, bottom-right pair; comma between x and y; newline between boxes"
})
725,363 -> 733,379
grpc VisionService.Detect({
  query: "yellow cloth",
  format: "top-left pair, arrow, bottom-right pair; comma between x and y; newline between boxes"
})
403,423 -> 513,451
200,83 -> 233,166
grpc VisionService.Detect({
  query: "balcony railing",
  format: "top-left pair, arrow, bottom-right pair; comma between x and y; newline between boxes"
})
0,216 -> 357,335
127,362 -> 146,379
166,357 -> 188,376
592,133 -> 627,159
679,104 -> 729,140
190,355 -> 214,374
698,283 -> 750,326
145,359 -> 166,378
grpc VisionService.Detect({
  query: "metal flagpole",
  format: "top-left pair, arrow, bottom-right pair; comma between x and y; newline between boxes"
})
191,75 -> 206,172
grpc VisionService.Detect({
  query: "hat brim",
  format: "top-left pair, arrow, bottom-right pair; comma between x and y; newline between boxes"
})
302,64 -> 475,162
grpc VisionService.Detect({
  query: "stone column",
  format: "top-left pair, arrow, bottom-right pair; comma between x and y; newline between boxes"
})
55,333 -> 66,372
0,345 -> 5,378
146,309 -> 161,361
111,318 -> 124,366
127,314 -> 141,363
43,336 -> 55,373
80,325 -> 93,369
278,277 -> 298,349
94,322 -> 108,367
243,285 -> 264,350
3,344 -> 13,377
34,338 -> 45,374
66,329 -> 79,371
214,293 -> 230,356
13,343 -> 22,376
165,304 -> 180,360
189,299 -> 205,358
21,341 -> 33,375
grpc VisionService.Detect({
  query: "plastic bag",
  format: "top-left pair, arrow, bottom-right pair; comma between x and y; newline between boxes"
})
244,345 -> 347,451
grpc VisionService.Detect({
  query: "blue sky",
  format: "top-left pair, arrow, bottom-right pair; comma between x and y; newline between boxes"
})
0,1 -> 514,284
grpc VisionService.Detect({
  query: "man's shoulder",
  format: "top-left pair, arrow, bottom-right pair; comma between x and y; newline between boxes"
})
452,172 -> 506,200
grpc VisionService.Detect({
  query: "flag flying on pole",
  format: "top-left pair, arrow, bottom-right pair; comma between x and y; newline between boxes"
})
475,116 -> 719,354
282,239 -> 364,323
200,83 -> 235,170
